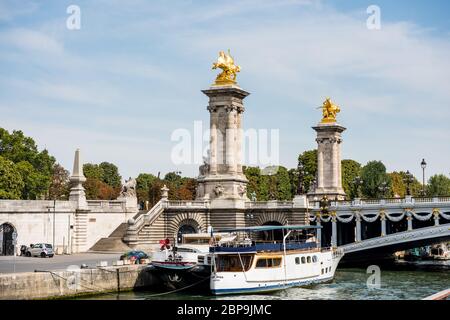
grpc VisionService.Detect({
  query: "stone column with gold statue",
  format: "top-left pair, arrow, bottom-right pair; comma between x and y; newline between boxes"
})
308,98 -> 347,201
196,50 -> 249,204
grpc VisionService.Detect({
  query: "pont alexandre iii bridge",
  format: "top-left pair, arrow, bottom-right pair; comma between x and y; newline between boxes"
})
122,192 -> 450,262
122,74 -> 450,260
310,196 -> 450,262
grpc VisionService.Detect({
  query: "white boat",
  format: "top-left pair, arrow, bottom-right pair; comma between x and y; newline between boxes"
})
209,225 -> 344,295
150,233 -> 223,291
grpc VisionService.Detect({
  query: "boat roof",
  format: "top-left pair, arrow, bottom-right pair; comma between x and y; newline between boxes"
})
182,233 -> 224,239
212,225 -> 322,233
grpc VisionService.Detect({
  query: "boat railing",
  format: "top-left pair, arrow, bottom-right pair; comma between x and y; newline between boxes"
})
210,241 -> 317,253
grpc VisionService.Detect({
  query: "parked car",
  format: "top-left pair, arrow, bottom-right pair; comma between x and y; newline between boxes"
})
26,243 -> 54,258
119,250 -> 148,264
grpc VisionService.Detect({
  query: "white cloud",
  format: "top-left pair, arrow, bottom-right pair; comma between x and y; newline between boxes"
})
0,28 -> 64,55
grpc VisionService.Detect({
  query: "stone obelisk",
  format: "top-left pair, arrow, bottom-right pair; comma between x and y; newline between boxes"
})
308,98 -> 347,200
196,50 -> 249,205
69,148 -> 88,209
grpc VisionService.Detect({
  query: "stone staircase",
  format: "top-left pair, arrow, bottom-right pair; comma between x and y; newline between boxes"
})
89,222 -> 131,252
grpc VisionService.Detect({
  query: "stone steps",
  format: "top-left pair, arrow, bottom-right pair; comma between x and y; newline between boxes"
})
89,237 -> 131,252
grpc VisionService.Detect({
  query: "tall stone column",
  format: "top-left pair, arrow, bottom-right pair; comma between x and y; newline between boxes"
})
308,123 -> 346,200
208,106 -> 218,175
196,86 -> 249,201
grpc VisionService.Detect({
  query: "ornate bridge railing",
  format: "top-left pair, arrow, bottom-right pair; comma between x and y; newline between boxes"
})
339,224 -> 450,254
309,196 -> 450,247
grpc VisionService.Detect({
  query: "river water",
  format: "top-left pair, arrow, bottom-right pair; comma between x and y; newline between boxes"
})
82,260 -> 449,300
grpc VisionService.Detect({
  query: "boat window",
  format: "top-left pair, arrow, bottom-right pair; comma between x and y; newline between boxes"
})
301,257 -> 306,264
255,258 -> 282,268
216,254 -> 253,272
307,256 -> 311,263
295,257 -> 300,265
321,268 -> 324,274
312,256 -> 318,263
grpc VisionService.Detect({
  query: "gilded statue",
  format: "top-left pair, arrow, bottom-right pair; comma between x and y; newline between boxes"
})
212,49 -> 240,85
320,98 -> 340,123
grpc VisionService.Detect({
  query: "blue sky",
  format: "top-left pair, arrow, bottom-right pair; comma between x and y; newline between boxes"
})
1,0 -> 449,181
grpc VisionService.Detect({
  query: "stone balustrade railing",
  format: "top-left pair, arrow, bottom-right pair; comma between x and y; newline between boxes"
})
245,201 -> 294,209
166,200 -> 209,209
87,200 -> 126,211
311,196 -> 450,210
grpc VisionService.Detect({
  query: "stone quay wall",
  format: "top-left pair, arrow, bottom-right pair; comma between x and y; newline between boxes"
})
0,264 -> 160,300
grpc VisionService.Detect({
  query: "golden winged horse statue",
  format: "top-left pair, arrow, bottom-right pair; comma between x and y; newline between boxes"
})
319,98 -> 341,123
212,49 -> 241,85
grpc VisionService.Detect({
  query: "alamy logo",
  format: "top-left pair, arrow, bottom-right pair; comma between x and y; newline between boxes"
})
66,265 -> 81,290
171,121 -> 280,173
366,265 -> 381,289
66,5 -> 81,30
366,5 -> 381,30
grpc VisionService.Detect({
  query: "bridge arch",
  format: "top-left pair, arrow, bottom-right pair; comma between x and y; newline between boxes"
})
168,212 -> 207,243
253,211 -> 287,226
0,222 -> 17,256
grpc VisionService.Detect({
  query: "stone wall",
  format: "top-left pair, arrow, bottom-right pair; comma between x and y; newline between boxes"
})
0,199 -> 135,254
0,265 -> 159,300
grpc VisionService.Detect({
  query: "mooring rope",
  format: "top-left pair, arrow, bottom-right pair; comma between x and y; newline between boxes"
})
34,270 -> 120,297
35,268 -> 211,298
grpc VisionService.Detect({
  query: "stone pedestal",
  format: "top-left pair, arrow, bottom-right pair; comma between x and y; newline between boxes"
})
69,149 -> 88,210
308,123 -> 346,200
196,85 -> 249,202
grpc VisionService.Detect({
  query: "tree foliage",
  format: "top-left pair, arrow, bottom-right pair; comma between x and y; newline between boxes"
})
48,164 -> 70,200
427,174 -> 450,197
297,149 -> 317,193
360,161 -> 391,198
83,162 -> 122,200
341,159 -> 361,199
0,128 -> 56,199
0,155 -> 24,199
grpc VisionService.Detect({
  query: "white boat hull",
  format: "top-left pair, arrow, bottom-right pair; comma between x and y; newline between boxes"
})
211,249 -> 343,295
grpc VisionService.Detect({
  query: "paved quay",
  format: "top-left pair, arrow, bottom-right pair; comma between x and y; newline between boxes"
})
0,253 -> 121,274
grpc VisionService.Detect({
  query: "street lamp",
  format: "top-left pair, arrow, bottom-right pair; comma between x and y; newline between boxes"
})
378,181 -> 389,198
353,176 -> 363,199
297,162 -> 305,195
420,159 -> 427,197
403,170 -> 414,196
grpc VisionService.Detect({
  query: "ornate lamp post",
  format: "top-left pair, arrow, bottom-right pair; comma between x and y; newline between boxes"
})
297,163 -> 305,195
353,176 -> 363,199
403,170 -> 414,196
378,181 -> 389,198
420,159 -> 427,197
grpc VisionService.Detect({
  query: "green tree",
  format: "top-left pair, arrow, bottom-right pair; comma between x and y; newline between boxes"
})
48,163 -> 70,200
99,162 -> 122,188
388,171 -> 422,197
427,174 -> 450,197
276,166 -> 292,200
15,161 -> 49,200
83,163 -> 103,180
341,159 -> 361,199
298,149 -> 317,192
360,161 -> 391,198
136,173 -> 157,202
0,156 -> 24,199
0,128 -> 55,199
244,166 -> 261,199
